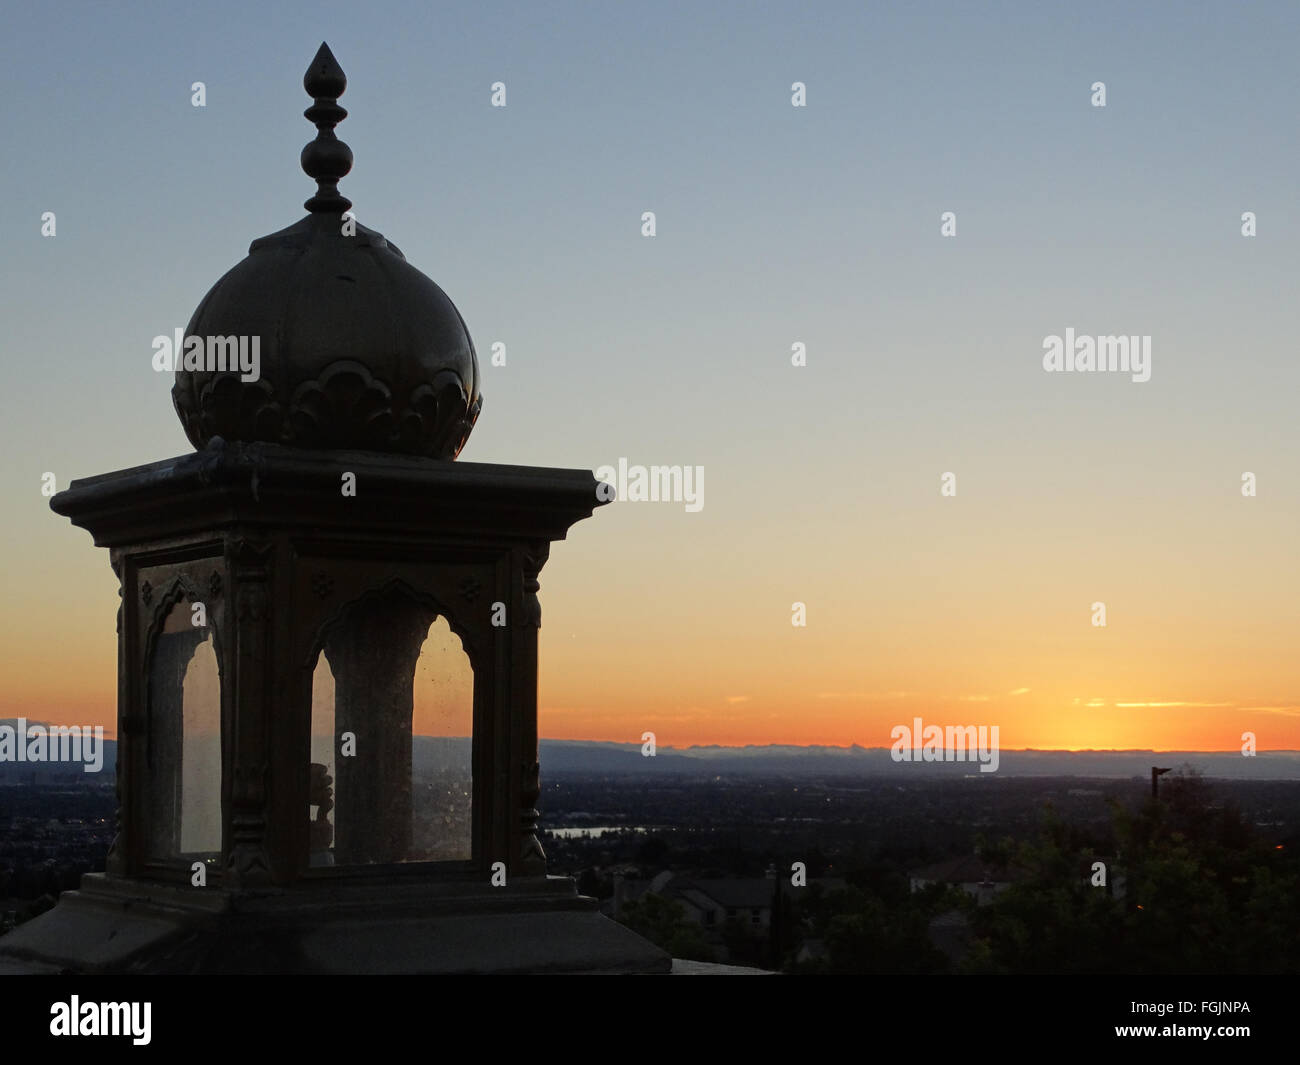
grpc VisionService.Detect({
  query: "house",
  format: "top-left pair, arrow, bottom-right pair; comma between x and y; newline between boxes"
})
613,869 -> 848,936
908,855 -> 1022,905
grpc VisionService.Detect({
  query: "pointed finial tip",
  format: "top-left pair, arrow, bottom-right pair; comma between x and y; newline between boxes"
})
305,41 -> 346,98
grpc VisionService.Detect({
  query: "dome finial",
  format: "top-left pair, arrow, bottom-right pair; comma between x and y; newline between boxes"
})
301,42 -> 353,213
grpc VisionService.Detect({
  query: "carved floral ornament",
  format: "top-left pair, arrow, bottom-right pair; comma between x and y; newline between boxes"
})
176,361 -> 480,460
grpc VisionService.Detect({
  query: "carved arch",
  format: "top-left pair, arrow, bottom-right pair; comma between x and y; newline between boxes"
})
141,573 -> 226,746
305,575 -> 484,672
138,572 -> 225,862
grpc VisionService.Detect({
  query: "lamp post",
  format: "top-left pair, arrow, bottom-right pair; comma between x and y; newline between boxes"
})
1151,766 -> 1172,800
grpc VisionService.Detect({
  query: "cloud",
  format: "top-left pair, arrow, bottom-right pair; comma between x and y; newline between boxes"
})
1114,702 -> 1231,709
1008,687 -> 1031,696
725,695 -> 751,704
1239,705 -> 1300,717
958,694 -> 991,702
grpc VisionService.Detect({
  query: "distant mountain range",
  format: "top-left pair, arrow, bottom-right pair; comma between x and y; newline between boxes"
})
4,721 -> 1298,782
535,740 -> 1300,780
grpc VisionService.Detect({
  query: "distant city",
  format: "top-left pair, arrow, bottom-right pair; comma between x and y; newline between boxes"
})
4,728 -> 1298,971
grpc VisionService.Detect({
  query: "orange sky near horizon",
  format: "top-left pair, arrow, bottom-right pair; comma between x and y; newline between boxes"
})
5,590 -> 1294,749
6,697 -> 1297,752
3,474 -> 1298,752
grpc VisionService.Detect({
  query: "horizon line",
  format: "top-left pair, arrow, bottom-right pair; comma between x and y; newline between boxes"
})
542,739 -> 1300,754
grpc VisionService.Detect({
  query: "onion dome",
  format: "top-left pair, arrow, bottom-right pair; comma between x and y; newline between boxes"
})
172,43 -> 482,459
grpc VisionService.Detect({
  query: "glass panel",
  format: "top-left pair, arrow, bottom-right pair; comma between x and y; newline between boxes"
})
411,616 -> 473,861
144,595 -> 221,863
310,592 -> 473,868
181,637 -> 221,853
309,654 -> 336,867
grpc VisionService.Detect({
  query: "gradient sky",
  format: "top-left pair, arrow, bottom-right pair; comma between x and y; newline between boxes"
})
2,1 -> 1297,751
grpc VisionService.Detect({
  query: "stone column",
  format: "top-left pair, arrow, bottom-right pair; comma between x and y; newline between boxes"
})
325,595 -> 436,865
225,539 -> 275,886
515,543 -> 549,876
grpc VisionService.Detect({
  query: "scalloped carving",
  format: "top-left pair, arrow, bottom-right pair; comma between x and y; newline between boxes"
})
183,374 -> 284,447
175,360 -> 479,459
290,360 -> 395,451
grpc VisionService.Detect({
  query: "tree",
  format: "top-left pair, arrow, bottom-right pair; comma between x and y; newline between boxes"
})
616,893 -> 715,962
968,769 -> 1300,973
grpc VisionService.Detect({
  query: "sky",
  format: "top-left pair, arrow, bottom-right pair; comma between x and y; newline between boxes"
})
1,0 -> 1297,751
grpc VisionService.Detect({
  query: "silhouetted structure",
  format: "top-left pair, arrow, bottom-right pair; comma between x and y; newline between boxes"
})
0,44 -> 667,974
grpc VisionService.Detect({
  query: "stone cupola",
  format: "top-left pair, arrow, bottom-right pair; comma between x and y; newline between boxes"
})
172,43 -> 482,460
